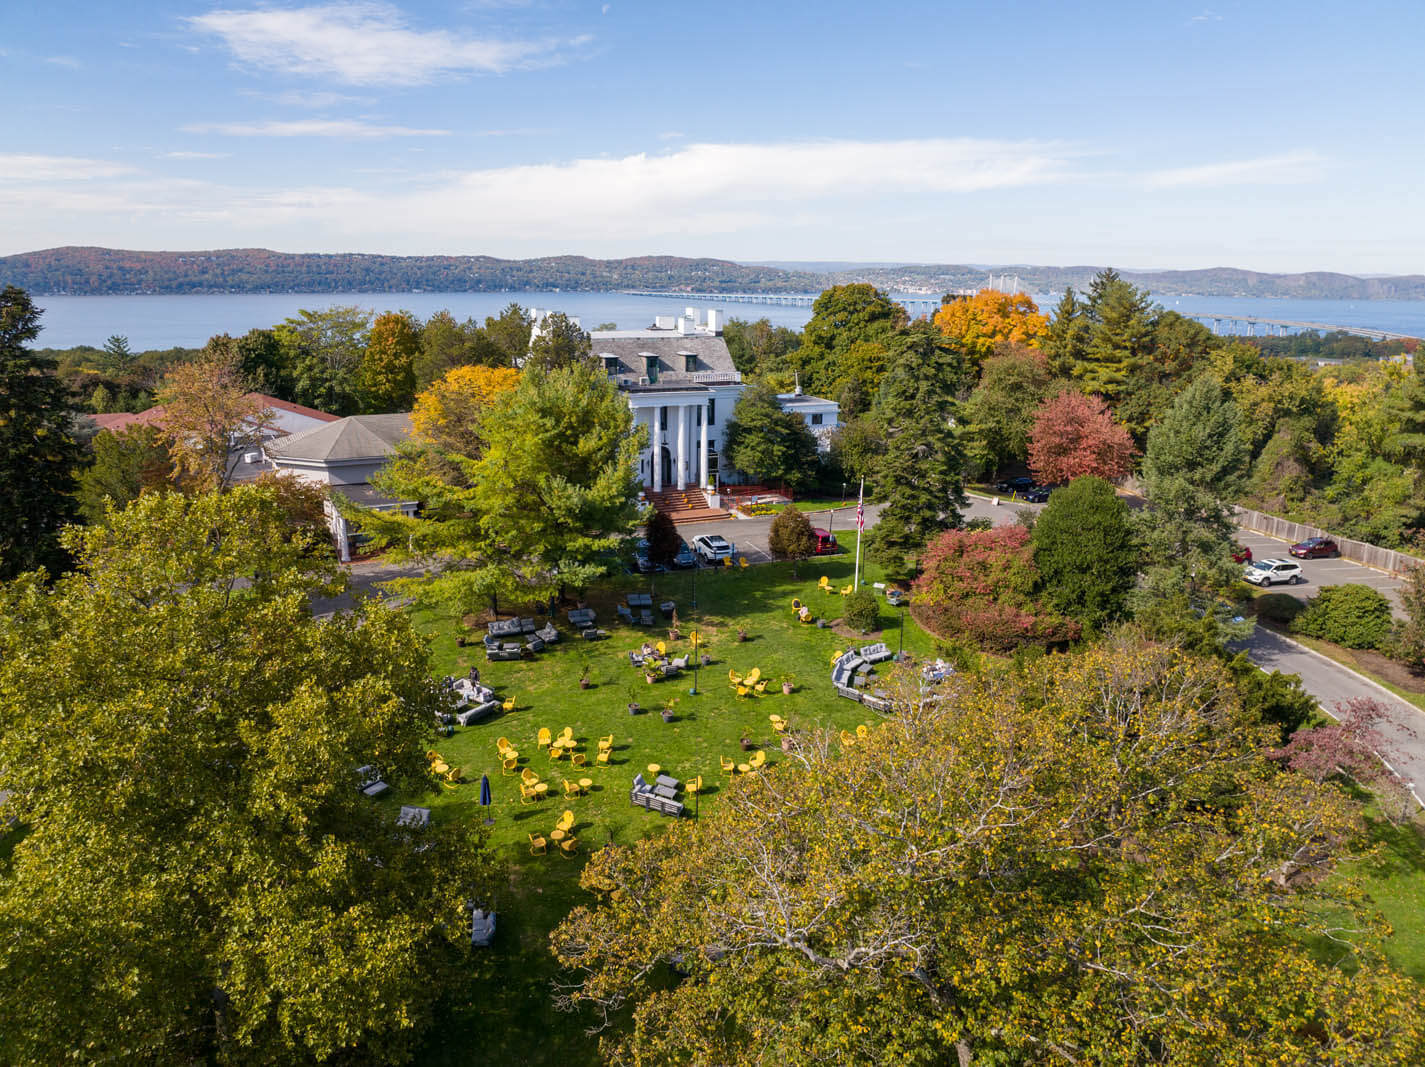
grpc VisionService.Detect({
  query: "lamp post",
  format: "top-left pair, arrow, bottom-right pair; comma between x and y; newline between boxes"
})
689,628 -> 700,696
897,604 -> 907,660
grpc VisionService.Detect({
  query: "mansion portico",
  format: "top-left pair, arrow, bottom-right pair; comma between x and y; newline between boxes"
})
533,306 -> 839,501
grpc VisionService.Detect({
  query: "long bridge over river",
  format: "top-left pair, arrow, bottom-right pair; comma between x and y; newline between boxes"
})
622,290 -> 1418,342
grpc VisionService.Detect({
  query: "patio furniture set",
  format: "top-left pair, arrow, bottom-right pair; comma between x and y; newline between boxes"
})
831,644 -> 895,713
630,771 -> 688,817
484,617 -> 562,660
567,608 -> 609,640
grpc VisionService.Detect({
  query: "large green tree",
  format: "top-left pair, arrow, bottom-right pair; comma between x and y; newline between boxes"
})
0,487 -> 497,1063
363,361 -> 644,613
525,311 -> 591,372
75,423 -> 175,524
959,344 -> 1053,477
415,310 -> 502,388
1031,475 -> 1137,630
721,383 -> 821,490
0,285 -> 82,579
483,302 -> 534,367
868,323 -> 968,578
275,305 -> 371,415
1137,374 -> 1251,617
792,284 -> 906,398
360,310 -> 420,412
552,640 -> 1421,1064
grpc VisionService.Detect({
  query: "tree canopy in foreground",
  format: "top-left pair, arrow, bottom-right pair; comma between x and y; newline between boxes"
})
0,488 -> 497,1063
551,640 -> 1423,1065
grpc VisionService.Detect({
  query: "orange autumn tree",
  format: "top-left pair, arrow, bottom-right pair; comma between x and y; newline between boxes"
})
1028,390 -> 1137,484
932,289 -> 1048,368
410,364 -> 519,456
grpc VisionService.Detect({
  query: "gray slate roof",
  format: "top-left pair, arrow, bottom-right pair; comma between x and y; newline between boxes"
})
266,413 -> 412,463
589,332 -> 736,381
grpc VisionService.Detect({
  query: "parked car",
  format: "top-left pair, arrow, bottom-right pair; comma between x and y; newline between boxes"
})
633,538 -> 666,574
672,539 -> 697,568
885,587 -> 910,607
812,527 -> 839,555
1243,558 -> 1304,586
691,533 -> 733,562
995,476 -> 1036,494
1290,537 -> 1339,559
1022,484 -> 1056,503
1231,542 -> 1253,564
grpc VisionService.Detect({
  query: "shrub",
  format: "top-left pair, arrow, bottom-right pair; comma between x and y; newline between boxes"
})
1031,476 -> 1136,631
1291,584 -> 1393,650
1255,593 -> 1306,625
768,505 -> 817,575
843,588 -> 880,633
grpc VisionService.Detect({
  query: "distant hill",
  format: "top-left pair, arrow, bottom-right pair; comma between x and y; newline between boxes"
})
3,247 -> 1423,300
0,247 -> 822,296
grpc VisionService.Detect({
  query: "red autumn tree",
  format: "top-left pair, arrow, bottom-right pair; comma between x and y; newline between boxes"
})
1028,391 -> 1136,485
912,524 -> 1079,652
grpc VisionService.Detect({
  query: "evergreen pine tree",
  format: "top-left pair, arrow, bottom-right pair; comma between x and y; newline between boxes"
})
0,286 -> 81,579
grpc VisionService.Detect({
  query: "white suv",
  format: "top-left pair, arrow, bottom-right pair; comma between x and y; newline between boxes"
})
1244,558 -> 1303,587
691,533 -> 733,562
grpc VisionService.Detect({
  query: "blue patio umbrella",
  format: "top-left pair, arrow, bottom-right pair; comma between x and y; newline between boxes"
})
479,774 -> 493,825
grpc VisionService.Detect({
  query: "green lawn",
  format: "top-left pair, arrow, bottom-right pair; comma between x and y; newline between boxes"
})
406,556 -> 933,1064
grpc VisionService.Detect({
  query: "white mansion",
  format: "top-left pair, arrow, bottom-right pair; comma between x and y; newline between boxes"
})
534,306 -> 839,502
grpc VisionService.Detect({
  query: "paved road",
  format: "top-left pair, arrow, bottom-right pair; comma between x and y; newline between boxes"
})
1237,626 -> 1425,803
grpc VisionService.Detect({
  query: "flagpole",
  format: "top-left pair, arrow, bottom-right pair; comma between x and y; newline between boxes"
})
853,477 -> 864,591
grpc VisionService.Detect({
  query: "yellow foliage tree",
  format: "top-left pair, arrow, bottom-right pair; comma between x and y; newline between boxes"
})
410,364 -> 519,454
156,357 -> 274,491
932,289 -> 1048,367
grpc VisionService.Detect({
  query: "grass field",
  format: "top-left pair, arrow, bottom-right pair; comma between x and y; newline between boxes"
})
405,556 -> 932,1063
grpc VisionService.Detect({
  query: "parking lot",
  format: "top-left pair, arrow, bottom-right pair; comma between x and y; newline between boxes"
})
1234,531 -> 1406,615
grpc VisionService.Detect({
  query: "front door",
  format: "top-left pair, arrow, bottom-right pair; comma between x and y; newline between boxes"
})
661,446 -> 673,488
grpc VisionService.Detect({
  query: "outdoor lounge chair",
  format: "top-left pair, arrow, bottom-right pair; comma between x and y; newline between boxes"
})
528,832 -> 547,855
837,684 -> 864,703
660,600 -> 675,618
596,749 -> 610,765
859,642 -> 893,664
563,779 -> 581,798
748,751 -> 766,770
537,727 -> 552,749
720,755 -> 736,774
559,837 -> 579,856
396,805 -> 431,830
839,729 -> 856,747
556,809 -> 575,834
618,605 -> 635,624
669,655 -> 688,670
639,610 -> 654,626
520,782 -> 539,804
471,908 -> 497,947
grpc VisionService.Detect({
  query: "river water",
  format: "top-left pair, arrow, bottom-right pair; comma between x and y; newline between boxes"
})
27,289 -> 1425,350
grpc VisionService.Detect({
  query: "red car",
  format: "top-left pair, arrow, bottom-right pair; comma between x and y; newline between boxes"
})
812,528 -> 840,555
1289,537 -> 1339,559
1231,543 -> 1252,564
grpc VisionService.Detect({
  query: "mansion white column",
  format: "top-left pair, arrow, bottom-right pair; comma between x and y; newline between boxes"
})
651,406 -> 663,492
676,404 -> 689,490
699,400 -> 709,489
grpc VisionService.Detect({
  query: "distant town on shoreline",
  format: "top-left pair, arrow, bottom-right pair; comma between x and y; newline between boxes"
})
5,246 -> 1425,301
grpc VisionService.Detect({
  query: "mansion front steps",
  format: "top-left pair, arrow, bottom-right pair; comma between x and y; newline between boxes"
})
645,487 -> 728,523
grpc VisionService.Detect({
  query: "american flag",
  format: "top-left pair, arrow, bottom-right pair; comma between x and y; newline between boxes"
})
856,488 -> 865,531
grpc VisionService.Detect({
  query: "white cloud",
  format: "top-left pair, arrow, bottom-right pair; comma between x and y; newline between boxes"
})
161,151 -> 232,159
182,119 -> 450,138
239,88 -> 372,108
0,154 -> 135,181
44,55 -> 82,68
185,2 -> 586,86
1146,151 -> 1323,188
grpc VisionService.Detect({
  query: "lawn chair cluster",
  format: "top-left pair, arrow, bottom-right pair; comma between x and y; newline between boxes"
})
721,750 -> 767,776
567,607 -> 608,640
484,617 -> 562,659
839,723 -> 872,747
446,676 -> 501,726
790,597 -> 820,625
727,666 -> 771,698
528,808 -> 580,856
628,638 -> 688,680
428,749 -> 462,785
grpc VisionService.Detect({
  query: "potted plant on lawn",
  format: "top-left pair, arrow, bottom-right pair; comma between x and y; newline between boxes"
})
781,674 -> 795,696
736,627 -> 747,643
626,684 -> 641,716
740,732 -> 755,752
661,697 -> 679,723
578,663 -> 591,690
667,608 -> 681,642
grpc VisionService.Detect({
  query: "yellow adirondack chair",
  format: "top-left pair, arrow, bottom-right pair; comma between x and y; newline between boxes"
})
528,832 -> 547,855
598,734 -> 614,751
799,607 -> 814,623
443,765 -> 462,784
723,556 -> 734,569
745,667 -> 762,685
536,727 -> 552,749
687,775 -> 703,795
840,584 -> 854,596
739,557 -> 749,570
728,668 -> 743,685
656,640 -> 667,655
521,767 -> 539,785
736,685 -> 750,699
559,837 -> 579,857
748,750 -> 766,770
839,729 -> 856,747
556,809 -> 575,834
596,748 -> 611,765
496,736 -> 512,753
856,724 -> 869,740
571,752 -> 587,768
720,755 -> 736,774
791,598 -> 803,611
520,781 -> 539,804
502,697 -> 516,713
560,726 -> 574,740
829,649 -> 844,666
753,680 -> 768,695
502,756 -> 518,775
563,779 -> 581,798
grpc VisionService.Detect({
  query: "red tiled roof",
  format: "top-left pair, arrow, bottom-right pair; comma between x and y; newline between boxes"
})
247,393 -> 339,422
89,407 -> 168,432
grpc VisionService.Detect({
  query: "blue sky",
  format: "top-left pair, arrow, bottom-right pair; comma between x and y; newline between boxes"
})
3,0 -> 1422,272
